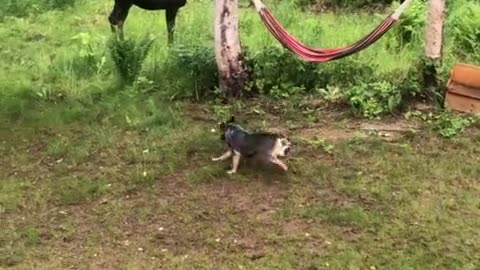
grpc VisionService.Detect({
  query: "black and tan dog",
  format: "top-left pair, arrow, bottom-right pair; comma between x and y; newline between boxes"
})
212,117 -> 293,174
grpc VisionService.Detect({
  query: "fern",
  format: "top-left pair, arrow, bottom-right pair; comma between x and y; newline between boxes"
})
107,33 -> 156,85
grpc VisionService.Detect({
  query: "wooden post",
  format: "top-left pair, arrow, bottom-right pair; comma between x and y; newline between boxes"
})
425,0 -> 446,61
214,0 -> 247,99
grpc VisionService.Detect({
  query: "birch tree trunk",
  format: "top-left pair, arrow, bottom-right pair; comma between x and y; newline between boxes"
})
425,0 -> 446,61
214,0 -> 247,99
423,0 -> 446,95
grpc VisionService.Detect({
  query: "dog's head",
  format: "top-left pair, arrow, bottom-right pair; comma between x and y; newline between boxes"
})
219,116 -> 235,140
276,137 -> 294,157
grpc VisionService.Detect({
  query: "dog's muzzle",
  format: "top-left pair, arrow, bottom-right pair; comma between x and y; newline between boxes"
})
284,144 -> 296,156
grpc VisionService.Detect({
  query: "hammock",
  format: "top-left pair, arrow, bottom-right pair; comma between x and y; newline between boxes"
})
251,0 -> 413,63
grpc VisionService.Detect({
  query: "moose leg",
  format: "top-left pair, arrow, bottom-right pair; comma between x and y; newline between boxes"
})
166,7 -> 180,45
109,1 -> 132,36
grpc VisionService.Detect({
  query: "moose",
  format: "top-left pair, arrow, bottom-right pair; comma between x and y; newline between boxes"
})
108,0 -> 187,44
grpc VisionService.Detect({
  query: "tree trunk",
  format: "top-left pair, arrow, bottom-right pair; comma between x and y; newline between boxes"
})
214,0 -> 247,99
425,0 -> 446,61
423,0 -> 446,101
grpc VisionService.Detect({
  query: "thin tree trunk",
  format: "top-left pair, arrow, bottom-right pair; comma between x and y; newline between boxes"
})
423,0 -> 446,100
425,0 -> 446,61
214,0 -> 247,99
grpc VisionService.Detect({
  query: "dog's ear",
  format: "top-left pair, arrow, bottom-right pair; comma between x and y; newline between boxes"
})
228,116 -> 235,123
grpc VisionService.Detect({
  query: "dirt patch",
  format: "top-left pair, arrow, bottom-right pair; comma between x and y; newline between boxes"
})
298,127 -> 362,142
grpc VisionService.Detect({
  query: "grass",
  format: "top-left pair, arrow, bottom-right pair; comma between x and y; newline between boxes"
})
1,0 -> 480,268
1,98 -> 480,269
1,0 -> 474,103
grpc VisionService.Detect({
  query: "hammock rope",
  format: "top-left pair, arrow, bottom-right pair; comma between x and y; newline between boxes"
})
251,0 -> 413,63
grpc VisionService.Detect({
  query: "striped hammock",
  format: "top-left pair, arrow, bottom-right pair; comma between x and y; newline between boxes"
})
251,0 -> 414,63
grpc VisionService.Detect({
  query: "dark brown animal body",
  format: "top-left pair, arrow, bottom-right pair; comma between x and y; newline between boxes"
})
109,0 -> 187,44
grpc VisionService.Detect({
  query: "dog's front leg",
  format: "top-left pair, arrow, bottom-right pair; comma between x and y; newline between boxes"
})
212,150 -> 232,161
271,156 -> 288,171
227,151 -> 241,174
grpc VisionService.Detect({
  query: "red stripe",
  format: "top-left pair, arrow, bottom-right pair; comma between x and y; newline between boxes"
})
258,8 -> 398,63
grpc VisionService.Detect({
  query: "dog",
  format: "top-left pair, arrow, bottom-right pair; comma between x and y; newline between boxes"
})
212,116 -> 293,174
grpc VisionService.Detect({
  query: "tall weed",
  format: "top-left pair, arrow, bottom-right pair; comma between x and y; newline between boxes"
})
107,33 -> 156,85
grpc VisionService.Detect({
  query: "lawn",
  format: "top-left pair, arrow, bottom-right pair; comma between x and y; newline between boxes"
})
1,0 -> 480,269
2,97 -> 480,269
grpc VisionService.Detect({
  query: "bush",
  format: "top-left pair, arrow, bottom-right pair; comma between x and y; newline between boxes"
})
167,44 -> 218,99
434,112 -> 477,138
107,33 -> 156,85
245,46 -> 375,98
346,80 -> 402,118
245,46 -> 318,98
388,0 -> 427,46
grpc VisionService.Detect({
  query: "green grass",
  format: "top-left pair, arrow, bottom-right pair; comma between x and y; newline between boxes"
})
1,98 -> 480,269
1,0 -> 480,269
1,0 -> 476,103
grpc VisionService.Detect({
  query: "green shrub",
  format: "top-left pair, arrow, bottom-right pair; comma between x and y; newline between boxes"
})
448,1 -> 480,62
107,33 -> 156,85
167,44 -> 218,99
434,112 -> 477,138
245,46 -> 375,98
388,0 -> 427,47
346,80 -> 402,118
245,46 -> 318,98
64,32 -> 107,78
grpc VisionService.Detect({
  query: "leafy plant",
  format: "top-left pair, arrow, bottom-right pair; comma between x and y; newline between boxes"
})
315,85 -> 345,103
346,80 -> 402,118
245,47 -> 374,99
388,0 -> 426,46
435,113 -> 476,138
212,104 -> 233,123
69,32 -> 107,78
299,135 -> 335,154
107,32 -> 156,85
405,110 -> 478,138
168,44 -> 218,99
245,46 -> 317,98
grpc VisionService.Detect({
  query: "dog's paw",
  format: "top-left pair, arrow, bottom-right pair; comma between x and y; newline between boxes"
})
211,157 -> 219,161
227,169 -> 236,174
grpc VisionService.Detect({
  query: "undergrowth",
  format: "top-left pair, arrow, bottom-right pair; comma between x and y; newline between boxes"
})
107,33 -> 156,85
0,0 -> 479,135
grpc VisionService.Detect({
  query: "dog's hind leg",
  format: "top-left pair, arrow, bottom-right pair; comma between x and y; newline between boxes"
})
227,151 -> 241,174
212,150 -> 232,161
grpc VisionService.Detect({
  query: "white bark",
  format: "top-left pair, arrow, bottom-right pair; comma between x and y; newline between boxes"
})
425,0 -> 446,60
214,0 -> 247,98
